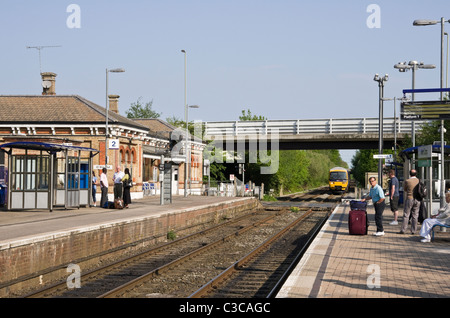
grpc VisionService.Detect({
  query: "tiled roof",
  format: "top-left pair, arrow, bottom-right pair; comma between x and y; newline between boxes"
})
0,95 -> 149,131
133,118 -> 177,139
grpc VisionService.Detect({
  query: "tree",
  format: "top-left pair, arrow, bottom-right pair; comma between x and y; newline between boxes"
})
351,149 -> 379,186
126,97 -> 161,119
239,109 -> 266,121
166,115 -> 185,128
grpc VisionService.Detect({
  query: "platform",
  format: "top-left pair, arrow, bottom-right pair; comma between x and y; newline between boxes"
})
0,194 -> 261,297
277,202 -> 450,298
0,195 -> 254,247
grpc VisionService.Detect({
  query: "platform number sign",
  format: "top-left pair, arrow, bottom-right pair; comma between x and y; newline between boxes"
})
109,139 -> 119,149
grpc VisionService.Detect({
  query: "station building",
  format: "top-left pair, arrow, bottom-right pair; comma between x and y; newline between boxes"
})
0,72 -> 205,210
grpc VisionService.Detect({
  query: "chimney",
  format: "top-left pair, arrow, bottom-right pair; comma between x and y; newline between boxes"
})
108,95 -> 120,114
41,72 -> 57,95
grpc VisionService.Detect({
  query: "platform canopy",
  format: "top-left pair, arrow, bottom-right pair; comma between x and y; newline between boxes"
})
0,141 -> 98,154
399,144 -> 450,159
0,140 -> 99,211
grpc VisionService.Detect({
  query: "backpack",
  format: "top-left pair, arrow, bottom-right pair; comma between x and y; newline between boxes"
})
413,181 -> 427,201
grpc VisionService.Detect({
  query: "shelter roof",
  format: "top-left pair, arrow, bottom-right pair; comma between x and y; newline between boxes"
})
0,141 -> 98,154
400,145 -> 450,159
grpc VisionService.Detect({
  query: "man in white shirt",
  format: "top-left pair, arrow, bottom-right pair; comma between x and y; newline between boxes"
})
113,165 -> 124,200
100,167 -> 109,208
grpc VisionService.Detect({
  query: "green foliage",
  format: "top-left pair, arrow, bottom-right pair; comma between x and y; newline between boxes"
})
239,109 -> 266,121
276,150 -> 310,193
126,97 -> 161,119
167,230 -> 176,241
262,194 -> 278,201
351,149 -> 378,186
416,121 -> 450,146
165,115 -> 185,128
205,109 -> 350,196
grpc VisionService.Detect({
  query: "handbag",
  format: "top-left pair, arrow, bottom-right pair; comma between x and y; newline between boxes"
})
123,175 -> 133,188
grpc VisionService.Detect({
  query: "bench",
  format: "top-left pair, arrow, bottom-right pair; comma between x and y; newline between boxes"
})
431,223 -> 450,241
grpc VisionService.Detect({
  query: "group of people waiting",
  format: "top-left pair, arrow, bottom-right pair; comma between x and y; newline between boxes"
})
92,166 -> 132,209
362,169 -> 450,242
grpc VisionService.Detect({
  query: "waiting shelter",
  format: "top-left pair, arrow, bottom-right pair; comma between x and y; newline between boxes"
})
399,144 -> 450,217
0,140 -> 99,211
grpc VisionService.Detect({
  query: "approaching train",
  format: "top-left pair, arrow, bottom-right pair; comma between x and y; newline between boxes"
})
329,167 -> 349,193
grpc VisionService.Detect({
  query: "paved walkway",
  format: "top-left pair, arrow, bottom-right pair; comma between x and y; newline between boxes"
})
277,202 -> 450,298
0,195 -> 254,247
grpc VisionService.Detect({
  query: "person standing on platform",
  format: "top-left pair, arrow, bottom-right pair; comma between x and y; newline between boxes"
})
100,167 -> 109,208
122,168 -> 132,208
388,169 -> 400,225
362,176 -> 386,236
92,171 -> 98,207
113,165 -> 124,200
399,169 -> 420,234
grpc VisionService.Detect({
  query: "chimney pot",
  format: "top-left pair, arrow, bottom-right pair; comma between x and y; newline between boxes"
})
41,72 -> 57,95
108,94 -> 120,114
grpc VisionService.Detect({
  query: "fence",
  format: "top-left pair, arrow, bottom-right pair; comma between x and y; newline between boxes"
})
204,117 -> 426,137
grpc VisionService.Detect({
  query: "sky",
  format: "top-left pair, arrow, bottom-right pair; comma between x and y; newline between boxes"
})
1,0 -> 450,166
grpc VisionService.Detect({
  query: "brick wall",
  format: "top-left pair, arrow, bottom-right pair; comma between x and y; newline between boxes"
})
0,198 -> 259,297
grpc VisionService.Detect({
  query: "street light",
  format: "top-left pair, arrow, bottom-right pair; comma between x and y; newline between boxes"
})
381,96 -> 409,162
105,68 -> 125,166
187,105 -> 199,195
374,73 -> 389,186
181,50 -> 200,197
414,17 -> 450,207
394,61 -> 436,168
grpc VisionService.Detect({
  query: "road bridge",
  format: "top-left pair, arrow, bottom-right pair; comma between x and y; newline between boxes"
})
203,117 -> 426,150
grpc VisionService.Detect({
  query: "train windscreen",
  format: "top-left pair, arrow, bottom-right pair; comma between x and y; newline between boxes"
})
329,171 -> 347,181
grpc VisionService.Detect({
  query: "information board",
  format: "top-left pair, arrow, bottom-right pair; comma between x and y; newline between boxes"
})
401,100 -> 450,120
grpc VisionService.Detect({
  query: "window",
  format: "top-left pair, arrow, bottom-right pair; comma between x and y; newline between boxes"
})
11,154 -> 49,191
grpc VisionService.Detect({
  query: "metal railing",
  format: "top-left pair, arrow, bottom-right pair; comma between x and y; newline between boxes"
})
204,117 -> 427,136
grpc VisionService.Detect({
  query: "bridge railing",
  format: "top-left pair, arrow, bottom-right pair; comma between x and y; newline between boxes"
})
204,118 -> 428,136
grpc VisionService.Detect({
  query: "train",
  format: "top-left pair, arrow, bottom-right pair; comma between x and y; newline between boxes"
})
329,167 -> 349,193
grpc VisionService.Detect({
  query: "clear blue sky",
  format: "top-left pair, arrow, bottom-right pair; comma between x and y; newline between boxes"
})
2,1 -> 449,165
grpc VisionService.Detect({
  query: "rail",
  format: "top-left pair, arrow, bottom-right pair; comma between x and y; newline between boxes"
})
204,117 -> 427,136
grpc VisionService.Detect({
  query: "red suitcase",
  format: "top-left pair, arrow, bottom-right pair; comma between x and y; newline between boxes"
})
348,210 -> 368,235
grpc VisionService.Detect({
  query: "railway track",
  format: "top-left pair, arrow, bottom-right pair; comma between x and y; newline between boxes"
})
100,207 -> 327,298
22,187 -> 341,298
189,208 -> 330,298
23,208 -> 280,298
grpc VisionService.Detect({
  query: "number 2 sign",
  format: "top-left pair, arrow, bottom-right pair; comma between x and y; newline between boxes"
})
109,139 -> 119,149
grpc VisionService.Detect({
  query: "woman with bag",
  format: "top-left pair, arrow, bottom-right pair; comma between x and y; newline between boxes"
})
92,171 -> 98,207
122,168 -> 132,208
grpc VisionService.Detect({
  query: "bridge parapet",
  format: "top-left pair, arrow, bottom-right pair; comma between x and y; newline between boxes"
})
204,117 -> 427,137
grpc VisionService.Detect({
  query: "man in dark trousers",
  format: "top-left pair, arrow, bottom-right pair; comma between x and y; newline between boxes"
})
388,169 -> 400,225
100,167 -> 109,208
400,169 -> 420,234
362,176 -> 386,236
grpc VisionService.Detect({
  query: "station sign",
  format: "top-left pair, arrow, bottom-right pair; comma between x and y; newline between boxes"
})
418,145 -> 432,159
401,100 -> 450,121
94,165 -> 113,170
373,154 -> 392,159
417,160 -> 431,167
109,139 -> 120,149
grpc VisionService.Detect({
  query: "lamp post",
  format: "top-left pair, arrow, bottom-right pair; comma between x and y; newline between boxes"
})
181,50 -> 200,197
394,61 -> 436,168
105,68 -> 125,166
414,17 -> 450,207
381,96 -> 410,162
374,73 -> 389,186
181,50 -> 188,197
